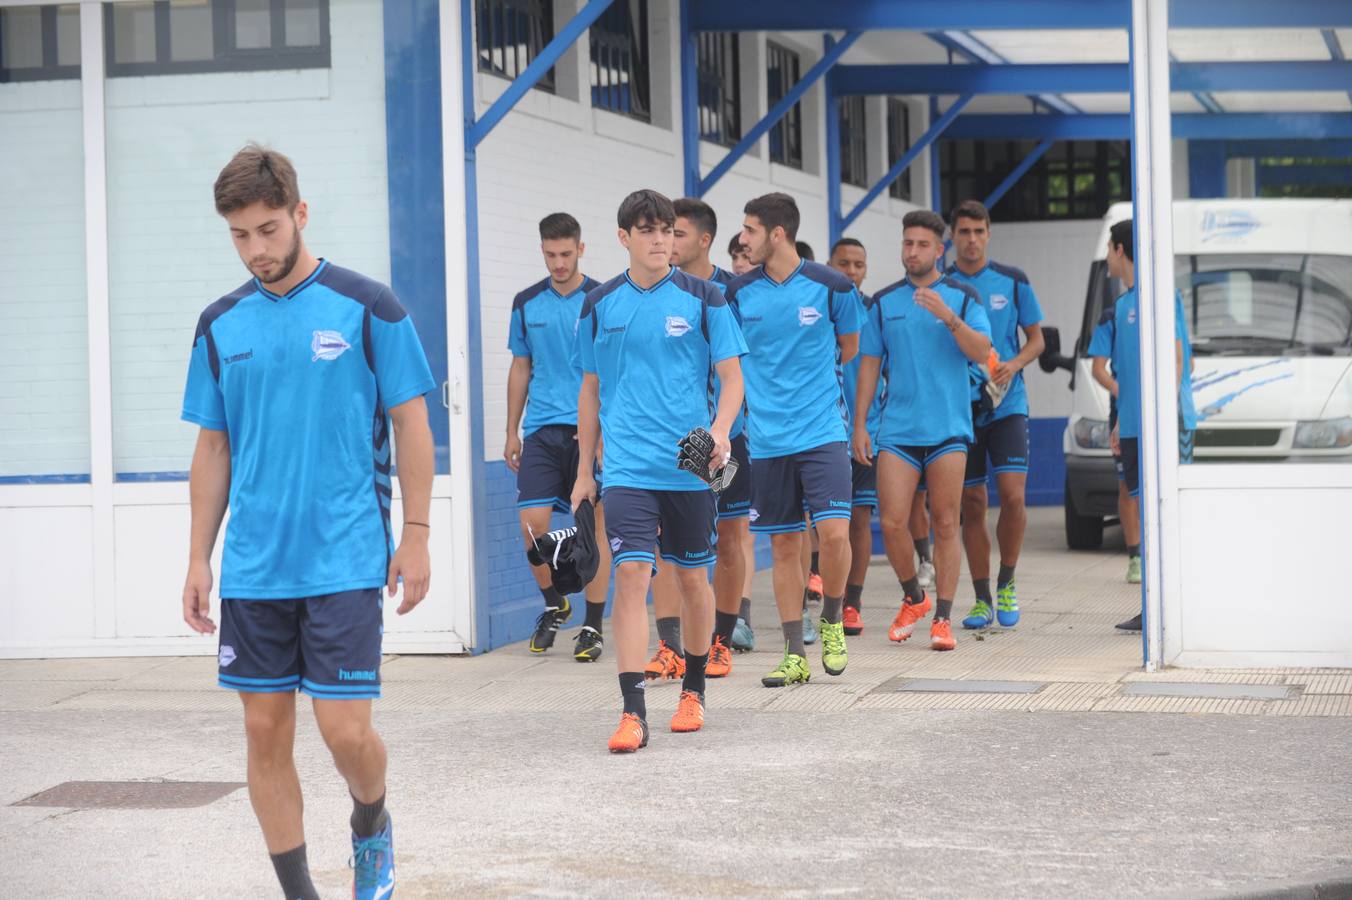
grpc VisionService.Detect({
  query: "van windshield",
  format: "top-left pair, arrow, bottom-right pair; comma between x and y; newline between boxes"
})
1092,254 -> 1352,357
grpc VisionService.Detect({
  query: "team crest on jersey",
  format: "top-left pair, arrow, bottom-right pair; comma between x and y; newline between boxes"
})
990,294 -> 1009,311
748,508 -> 760,522
610,537 -> 623,552
665,316 -> 692,337
798,307 -> 822,327
1128,309 -> 1137,325
218,645 -> 236,668
311,330 -> 351,361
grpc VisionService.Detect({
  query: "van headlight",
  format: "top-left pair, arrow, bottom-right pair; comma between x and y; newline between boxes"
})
1073,418 -> 1111,450
1293,417 -> 1352,449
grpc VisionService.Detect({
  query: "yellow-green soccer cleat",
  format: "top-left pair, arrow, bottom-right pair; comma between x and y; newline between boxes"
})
819,619 -> 848,676
761,650 -> 811,687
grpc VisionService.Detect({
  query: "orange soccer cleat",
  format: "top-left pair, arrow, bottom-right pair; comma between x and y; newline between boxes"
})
888,594 -> 932,642
706,636 -> 733,678
670,690 -> 705,733
607,713 -> 649,753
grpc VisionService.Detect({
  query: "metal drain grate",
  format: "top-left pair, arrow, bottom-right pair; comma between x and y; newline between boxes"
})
874,677 -> 1047,695
1121,682 -> 1298,701
12,781 -> 246,810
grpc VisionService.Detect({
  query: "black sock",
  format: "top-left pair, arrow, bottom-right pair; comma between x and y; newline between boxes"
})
782,621 -> 806,657
738,597 -> 751,625
822,593 -> 843,625
935,598 -> 953,621
973,578 -> 992,603
619,672 -> 647,720
713,609 -> 739,646
1127,544 -> 1141,559
540,585 -> 565,610
350,791 -> 388,838
583,600 -> 605,631
998,564 -> 1016,588
844,583 -> 863,611
270,844 -> 320,900
901,576 -> 923,605
914,537 -> 932,563
656,616 -> 682,654
682,651 -> 708,697
810,551 -> 820,575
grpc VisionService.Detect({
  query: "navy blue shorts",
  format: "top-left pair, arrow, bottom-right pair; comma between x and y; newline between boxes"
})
717,433 -> 753,520
750,441 -> 853,533
965,414 -> 1030,486
217,588 -> 383,700
602,486 -> 717,569
1115,437 -> 1140,497
878,437 -> 968,474
517,424 -> 583,514
851,457 -> 878,508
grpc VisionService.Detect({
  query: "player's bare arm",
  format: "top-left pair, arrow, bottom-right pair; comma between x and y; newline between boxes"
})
571,372 -> 601,509
709,356 -> 743,466
851,355 -> 882,465
992,323 -> 1045,385
1091,356 -> 1119,397
915,287 -> 991,363
505,355 -> 531,472
183,426 -> 231,635
836,330 -> 859,365
388,395 -> 434,614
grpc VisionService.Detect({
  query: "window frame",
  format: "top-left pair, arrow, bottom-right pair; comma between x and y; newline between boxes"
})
0,5 -> 81,83
887,97 -> 912,201
696,31 -> 740,147
765,40 -> 802,170
939,139 -> 1132,222
589,0 -> 651,123
103,0 -> 330,79
839,94 -> 867,189
475,0 -> 555,93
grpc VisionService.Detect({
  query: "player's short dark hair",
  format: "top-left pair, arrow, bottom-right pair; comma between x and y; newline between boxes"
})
617,189 -> 676,231
214,143 -> 300,215
673,198 -> 717,238
727,234 -> 746,257
902,209 -> 947,241
830,237 -> 866,257
949,199 -> 990,227
795,241 -> 815,261
539,212 -> 581,242
1110,218 -> 1135,262
744,192 -> 800,240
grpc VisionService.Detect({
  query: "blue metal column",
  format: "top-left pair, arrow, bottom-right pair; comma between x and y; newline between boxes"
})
1188,140 -> 1227,198
679,0 -> 701,197
824,35 -> 843,248
929,97 -> 943,213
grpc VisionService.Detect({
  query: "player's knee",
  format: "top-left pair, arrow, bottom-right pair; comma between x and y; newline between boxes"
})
816,524 -> 849,558
769,533 -> 802,562
932,508 -> 961,540
318,715 -> 374,763
243,705 -> 294,759
960,489 -> 987,521
999,488 -> 1026,517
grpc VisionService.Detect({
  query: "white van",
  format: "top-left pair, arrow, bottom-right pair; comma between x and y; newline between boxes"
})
1041,199 -> 1352,549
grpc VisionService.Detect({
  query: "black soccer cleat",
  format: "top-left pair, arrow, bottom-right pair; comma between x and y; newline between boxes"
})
573,625 -> 604,662
529,596 -> 572,653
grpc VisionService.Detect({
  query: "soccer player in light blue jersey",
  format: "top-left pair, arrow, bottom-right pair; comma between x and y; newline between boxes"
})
828,237 -> 881,637
505,212 -> 612,661
180,145 -> 433,900
729,193 -> 863,687
571,190 -> 747,752
945,200 -> 1047,631
853,210 -> 992,654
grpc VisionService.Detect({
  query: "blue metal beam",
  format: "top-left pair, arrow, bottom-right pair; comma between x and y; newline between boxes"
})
1256,162 -> 1352,187
1226,139 -> 1352,158
929,97 -> 943,215
982,138 -> 1055,210
945,113 -> 1352,141
840,95 -> 973,234
679,0 -> 700,197
930,30 -> 1079,115
825,35 -> 844,249
689,0 -> 1352,32
830,61 -> 1352,97
467,0 -> 616,148
697,30 -> 862,196
1169,51 -> 1223,114
1321,29 -> 1352,107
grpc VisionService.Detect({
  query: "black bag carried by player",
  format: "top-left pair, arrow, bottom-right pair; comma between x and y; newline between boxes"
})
525,499 -> 600,594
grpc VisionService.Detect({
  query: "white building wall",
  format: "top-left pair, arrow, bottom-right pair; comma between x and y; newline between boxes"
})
0,80 -> 89,479
475,2 -> 932,453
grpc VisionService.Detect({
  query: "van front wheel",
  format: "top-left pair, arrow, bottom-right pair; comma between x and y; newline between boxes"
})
1064,478 -> 1105,550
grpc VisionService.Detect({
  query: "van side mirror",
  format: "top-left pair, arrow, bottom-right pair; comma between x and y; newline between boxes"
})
1039,326 -> 1074,373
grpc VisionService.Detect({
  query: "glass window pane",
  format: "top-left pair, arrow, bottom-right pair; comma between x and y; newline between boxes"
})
0,66 -> 89,478
1,8 -> 44,69
236,0 -> 272,50
170,0 -> 214,62
56,5 -> 82,67
285,0 -> 321,47
113,1 -> 157,65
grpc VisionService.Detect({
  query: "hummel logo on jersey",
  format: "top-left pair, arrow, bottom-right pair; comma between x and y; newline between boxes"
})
339,667 -> 377,681
527,321 -> 547,329
610,537 -> 623,552
990,294 -> 1010,310
605,326 -> 626,335
218,645 -> 236,667
311,330 -> 351,361
223,350 -> 252,365
665,316 -> 692,337
798,307 -> 822,326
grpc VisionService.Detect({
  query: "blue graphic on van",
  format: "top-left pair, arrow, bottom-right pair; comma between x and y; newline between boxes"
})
1192,358 -> 1290,392
1195,373 -> 1294,421
1200,209 -> 1259,243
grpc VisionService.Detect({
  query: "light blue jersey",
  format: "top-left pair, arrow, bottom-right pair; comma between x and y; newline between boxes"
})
576,267 -> 747,491
507,275 -> 600,436
181,261 -> 436,599
707,266 -> 746,439
840,292 -> 884,444
1110,287 -> 1197,440
862,274 -> 991,446
726,260 -> 863,459
947,261 -> 1044,424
